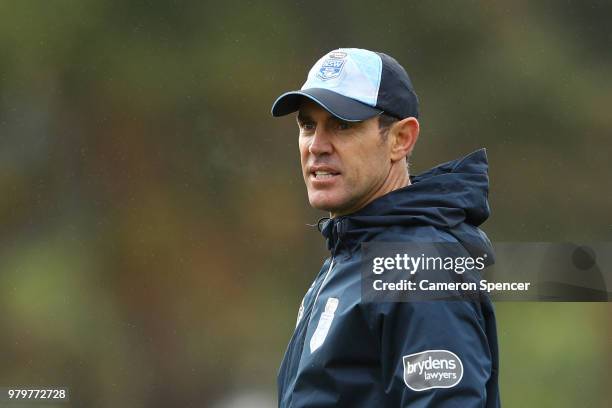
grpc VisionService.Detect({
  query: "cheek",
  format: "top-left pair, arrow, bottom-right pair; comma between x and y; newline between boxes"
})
337,155 -> 364,191
346,146 -> 388,184
299,152 -> 315,185
298,141 -> 309,169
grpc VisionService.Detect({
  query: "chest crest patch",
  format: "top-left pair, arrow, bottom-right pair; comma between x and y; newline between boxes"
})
309,297 -> 339,353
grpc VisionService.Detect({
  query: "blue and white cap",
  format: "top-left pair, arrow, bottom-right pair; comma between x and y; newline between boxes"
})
271,48 -> 419,122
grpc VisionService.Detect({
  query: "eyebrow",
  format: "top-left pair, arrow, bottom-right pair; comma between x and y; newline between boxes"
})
296,112 -> 313,123
297,112 -> 349,125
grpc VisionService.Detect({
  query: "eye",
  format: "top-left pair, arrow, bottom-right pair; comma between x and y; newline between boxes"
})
336,121 -> 352,131
300,121 -> 316,131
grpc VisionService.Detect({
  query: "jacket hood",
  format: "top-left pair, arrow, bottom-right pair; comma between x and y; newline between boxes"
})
319,149 -> 493,257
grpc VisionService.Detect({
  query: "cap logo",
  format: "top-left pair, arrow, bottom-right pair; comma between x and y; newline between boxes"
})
328,51 -> 347,59
316,53 -> 347,81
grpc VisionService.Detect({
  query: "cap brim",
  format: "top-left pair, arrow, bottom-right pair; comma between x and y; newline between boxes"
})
271,88 -> 382,122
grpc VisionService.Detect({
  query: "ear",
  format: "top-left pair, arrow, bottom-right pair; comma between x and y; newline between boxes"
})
389,117 -> 419,162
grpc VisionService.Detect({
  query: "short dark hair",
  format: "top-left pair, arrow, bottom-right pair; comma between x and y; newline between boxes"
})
378,113 -> 398,141
378,113 -> 412,168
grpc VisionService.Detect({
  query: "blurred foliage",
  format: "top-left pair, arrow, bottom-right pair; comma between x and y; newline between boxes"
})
0,0 -> 610,406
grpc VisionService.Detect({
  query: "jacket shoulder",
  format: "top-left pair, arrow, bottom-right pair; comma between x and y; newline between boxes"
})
374,224 -> 460,243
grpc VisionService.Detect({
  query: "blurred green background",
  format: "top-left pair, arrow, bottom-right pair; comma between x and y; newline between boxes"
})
0,1 -> 610,407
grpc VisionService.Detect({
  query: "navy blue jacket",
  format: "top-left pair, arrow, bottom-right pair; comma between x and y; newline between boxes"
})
278,149 -> 500,407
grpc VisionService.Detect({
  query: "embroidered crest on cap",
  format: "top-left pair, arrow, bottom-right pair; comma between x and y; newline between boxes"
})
316,53 -> 347,81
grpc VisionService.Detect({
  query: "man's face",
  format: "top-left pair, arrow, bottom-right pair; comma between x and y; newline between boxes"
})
297,100 -> 393,217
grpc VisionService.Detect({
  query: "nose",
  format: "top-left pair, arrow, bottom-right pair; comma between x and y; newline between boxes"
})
308,127 -> 333,156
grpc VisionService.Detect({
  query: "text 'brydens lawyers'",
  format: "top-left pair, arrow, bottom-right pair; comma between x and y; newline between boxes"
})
372,253 -> 487,275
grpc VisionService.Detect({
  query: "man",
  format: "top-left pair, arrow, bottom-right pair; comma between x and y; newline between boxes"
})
271,48 -> 500,407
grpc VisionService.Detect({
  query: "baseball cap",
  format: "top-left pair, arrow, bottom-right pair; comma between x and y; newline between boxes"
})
271,48 -> 419,122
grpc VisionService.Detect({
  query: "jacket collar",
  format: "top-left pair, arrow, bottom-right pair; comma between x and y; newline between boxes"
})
317,149 -> 491,256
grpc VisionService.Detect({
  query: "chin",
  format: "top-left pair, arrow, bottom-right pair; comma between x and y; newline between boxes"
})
308,200 -> 335,212
308,192 -> 349,214
308,194 -> 339,213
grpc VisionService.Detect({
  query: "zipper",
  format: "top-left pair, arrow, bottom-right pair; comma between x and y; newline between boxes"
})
328,217 -> 345,257
280,254 -> 338,406
280,257 -> 336,404
305,257 -> 335,329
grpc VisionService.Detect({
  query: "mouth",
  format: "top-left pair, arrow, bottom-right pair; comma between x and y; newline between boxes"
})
312,170 -> 340,180
308,167 -> 341,184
